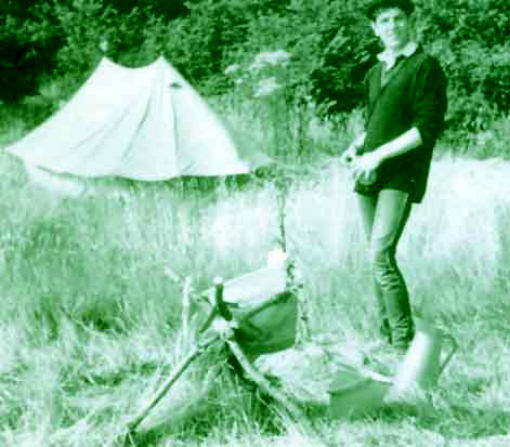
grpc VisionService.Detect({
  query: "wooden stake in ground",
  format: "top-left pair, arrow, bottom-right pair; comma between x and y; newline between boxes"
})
274,172 -> 312,343
125,334 -> 220,436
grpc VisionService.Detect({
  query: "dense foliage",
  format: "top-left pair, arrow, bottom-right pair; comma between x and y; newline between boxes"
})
0,0 -> 509,134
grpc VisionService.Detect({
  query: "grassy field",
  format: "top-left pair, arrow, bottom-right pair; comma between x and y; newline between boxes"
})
1,112 -> 510,447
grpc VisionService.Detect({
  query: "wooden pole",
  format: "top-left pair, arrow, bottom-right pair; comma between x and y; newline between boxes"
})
274,173 -> 312,344
127,277 -> 229,437
126,334 -> 220,434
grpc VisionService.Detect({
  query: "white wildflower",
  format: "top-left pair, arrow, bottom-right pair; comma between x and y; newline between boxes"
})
249,50 -> 291,71
253,77 -> 280,98
99,36 -> 109,53
224,63 -> 241,75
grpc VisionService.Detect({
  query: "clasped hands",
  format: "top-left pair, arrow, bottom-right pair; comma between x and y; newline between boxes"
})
340,145 -> 383,185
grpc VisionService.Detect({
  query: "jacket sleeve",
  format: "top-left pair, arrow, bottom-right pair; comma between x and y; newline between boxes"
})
411,56 -> 447,147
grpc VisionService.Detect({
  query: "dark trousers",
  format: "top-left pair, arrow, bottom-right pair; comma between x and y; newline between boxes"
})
357,189 -> 415,350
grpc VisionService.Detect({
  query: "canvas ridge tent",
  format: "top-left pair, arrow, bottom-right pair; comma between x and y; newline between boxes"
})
6,56 -> 268,183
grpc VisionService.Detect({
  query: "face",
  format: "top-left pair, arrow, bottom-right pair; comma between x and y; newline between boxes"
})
371,7 -> 412,52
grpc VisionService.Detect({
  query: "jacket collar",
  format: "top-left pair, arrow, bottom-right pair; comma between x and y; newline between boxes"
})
377,41 -> 418,69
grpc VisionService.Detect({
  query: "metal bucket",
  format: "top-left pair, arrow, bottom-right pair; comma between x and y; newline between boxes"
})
391,317 -> 458,393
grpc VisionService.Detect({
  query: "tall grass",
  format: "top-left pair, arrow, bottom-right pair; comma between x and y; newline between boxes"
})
1,94 -> 510,446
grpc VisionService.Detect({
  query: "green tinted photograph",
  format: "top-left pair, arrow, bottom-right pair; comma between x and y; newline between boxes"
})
1,1 -> 509,446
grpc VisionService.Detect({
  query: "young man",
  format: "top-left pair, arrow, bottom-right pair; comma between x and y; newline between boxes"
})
341,0 -> 447,351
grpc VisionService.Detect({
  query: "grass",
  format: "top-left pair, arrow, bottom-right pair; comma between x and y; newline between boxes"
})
1,98 -> 510,446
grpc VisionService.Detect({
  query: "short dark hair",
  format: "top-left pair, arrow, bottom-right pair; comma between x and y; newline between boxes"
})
364,0 -> 415,21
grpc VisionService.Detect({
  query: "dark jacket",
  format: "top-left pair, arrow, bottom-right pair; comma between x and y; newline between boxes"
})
355,47 -> 447,203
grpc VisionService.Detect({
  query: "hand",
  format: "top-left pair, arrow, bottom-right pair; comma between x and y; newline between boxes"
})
351,151 -> 383,184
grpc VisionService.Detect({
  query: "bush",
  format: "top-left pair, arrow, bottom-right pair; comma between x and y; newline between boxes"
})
416,0 -> 510,133
469,115 -> 510,159
1,0 -> 510,145
0,2 -> 62,102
